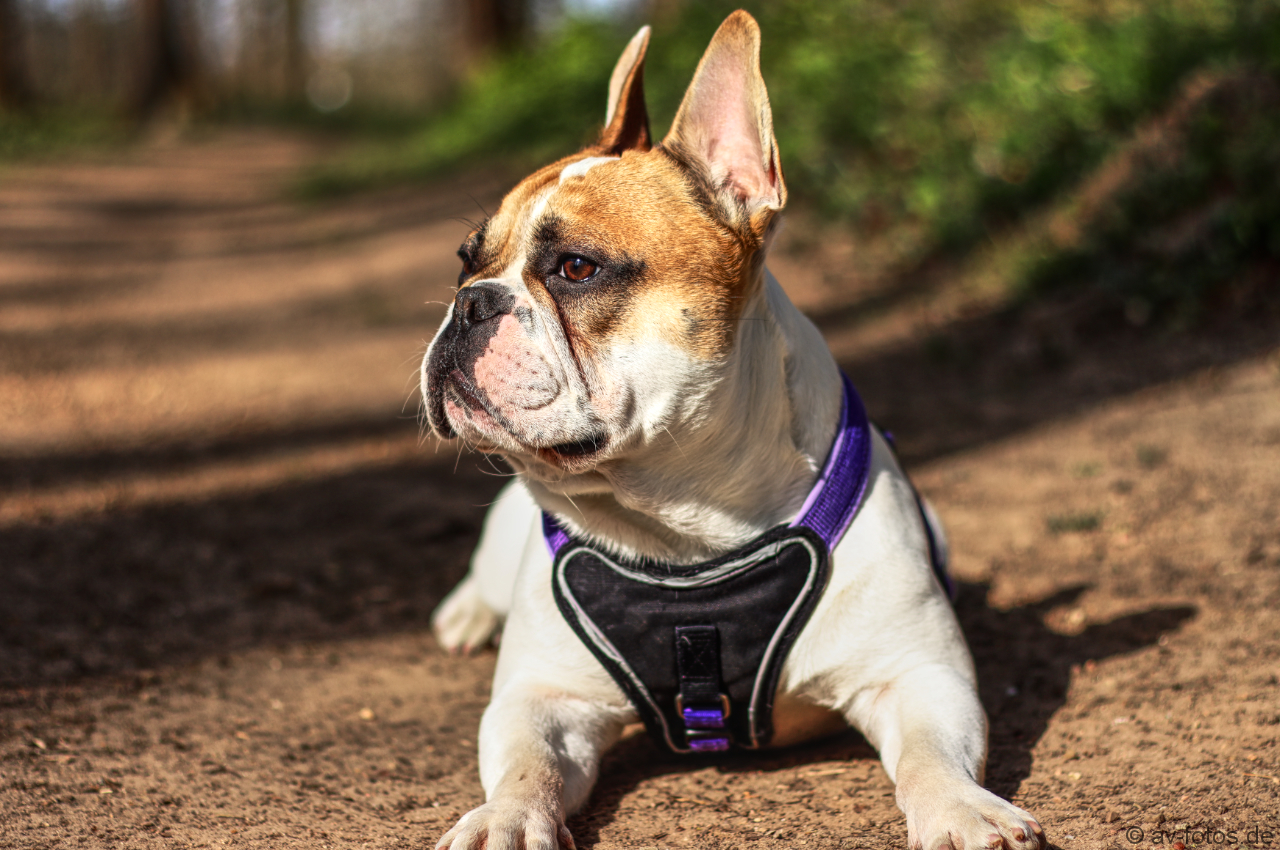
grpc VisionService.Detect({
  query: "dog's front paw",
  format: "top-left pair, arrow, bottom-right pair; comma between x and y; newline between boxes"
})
436,800 -> 573,850
431,575 -> 501,655
904,785 -> 1044,850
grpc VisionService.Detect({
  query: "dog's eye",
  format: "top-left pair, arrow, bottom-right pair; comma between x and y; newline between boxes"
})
559,256 -> 598,282
457,251 -> 476,286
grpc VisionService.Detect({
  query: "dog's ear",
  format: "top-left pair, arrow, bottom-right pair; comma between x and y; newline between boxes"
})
663,11 -> 786,219
600,26 -> 652,154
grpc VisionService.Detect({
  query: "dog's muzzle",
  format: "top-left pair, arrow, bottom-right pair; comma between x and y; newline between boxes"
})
425,282 -> 515,439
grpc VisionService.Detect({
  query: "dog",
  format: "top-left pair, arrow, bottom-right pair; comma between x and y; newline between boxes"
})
421,11 -> 1045,850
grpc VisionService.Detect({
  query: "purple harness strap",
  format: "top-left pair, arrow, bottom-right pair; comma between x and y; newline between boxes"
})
544,372 -> 871,559
543,508 -> 573,560
786,372 -> 873,548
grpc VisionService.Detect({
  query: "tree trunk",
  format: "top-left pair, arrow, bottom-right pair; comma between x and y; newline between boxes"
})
464,0 -> 527,68
131,0 -> 195,120
0,0 -> 33,111
284,0 -> 306,102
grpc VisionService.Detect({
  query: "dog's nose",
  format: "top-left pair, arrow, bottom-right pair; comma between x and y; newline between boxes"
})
454,283 -> 509,332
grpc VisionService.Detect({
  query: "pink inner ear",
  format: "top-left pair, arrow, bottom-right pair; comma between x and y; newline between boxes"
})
689,57 -> 774,204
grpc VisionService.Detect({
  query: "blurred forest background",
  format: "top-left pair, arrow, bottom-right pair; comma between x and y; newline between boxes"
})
2,0 -> 1278,322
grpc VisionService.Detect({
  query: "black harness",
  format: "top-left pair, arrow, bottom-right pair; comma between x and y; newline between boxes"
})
545,375 -> 950,753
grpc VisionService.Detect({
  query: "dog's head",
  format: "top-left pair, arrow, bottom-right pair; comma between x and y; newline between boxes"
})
422,11 -> 787,483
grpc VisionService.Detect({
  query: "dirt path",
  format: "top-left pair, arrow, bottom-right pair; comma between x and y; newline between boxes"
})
1,130 -> 1277,850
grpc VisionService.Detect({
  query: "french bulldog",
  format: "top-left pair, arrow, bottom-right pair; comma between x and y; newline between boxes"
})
422,11 -> 1045,850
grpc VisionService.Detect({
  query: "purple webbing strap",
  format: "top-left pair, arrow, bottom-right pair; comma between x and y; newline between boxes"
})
687,734 -> 730,752
543,511 -> 572,559
789,373 -> 872,549
543,373 -> 872,558
682,706 -> 726,729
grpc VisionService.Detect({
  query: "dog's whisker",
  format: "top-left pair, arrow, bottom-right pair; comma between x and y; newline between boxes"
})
556,491 -> 584,522
660,425 -> 689,461
477,453 -> 515,478
467,195 -> 491,220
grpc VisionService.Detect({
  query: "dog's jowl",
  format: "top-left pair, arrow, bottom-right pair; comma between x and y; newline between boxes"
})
422,12 -> 1045,850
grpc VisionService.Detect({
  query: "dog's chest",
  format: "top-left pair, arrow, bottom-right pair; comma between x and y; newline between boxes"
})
544,374 -> 884,753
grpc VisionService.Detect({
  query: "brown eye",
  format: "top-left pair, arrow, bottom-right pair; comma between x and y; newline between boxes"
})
457,251 -> 476,287
559,256 -> 597,282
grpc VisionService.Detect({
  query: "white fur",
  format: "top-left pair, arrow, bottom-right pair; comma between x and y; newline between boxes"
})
558,156 -> 619,184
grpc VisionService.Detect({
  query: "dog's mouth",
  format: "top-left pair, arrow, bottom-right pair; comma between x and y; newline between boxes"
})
444,369 -> 608,465
446,369 -> 486,411
539,433 -> 609,464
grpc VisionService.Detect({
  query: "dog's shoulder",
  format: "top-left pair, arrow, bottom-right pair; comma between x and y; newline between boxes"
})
783,431 -> 971,693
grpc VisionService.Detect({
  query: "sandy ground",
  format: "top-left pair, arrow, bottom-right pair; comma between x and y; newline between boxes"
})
1,130 -> 1277,850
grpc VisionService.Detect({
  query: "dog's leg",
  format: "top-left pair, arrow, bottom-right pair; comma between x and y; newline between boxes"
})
432,480 -> 538,653
436,499 -> 633,850
851,664 -> 1045,850
430,575 -> 500,655
436,683 -> 627,850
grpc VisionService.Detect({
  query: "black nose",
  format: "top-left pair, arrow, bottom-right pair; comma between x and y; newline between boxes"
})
454,283 -> 510,332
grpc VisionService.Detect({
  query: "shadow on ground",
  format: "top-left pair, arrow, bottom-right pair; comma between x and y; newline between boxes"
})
0,451 -> 504,689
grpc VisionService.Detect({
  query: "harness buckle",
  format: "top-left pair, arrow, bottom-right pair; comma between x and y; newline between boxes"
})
675,693 -> 731,727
